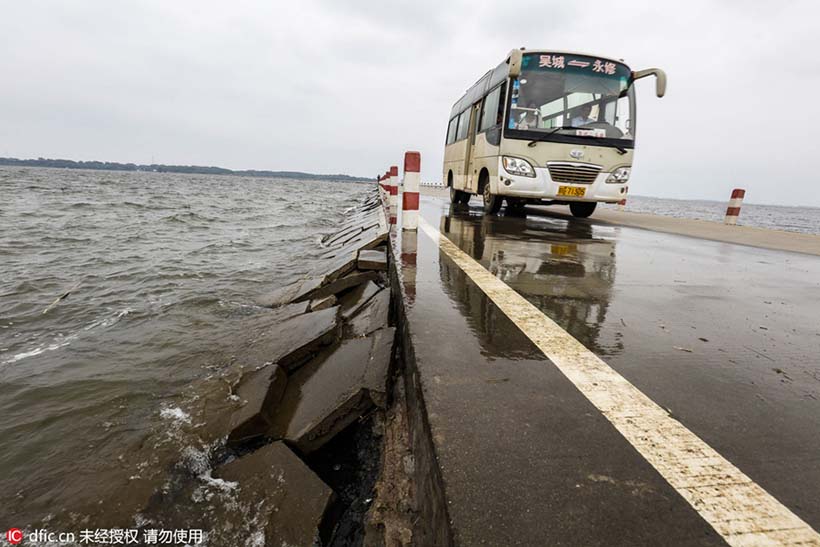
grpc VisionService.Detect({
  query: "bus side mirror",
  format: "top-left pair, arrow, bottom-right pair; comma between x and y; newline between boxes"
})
633,68 -> 667,98
508,49 -> 523,78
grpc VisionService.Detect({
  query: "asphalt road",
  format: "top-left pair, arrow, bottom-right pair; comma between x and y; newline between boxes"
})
397,195 -> 820,546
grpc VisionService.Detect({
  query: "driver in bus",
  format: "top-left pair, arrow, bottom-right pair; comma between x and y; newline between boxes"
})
570,104 -> 595,127
517,101 -> 540,130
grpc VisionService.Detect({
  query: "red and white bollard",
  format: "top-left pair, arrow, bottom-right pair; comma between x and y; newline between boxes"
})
402,151 -> 420,231
401,231 -> 417,304
388,165 -> 399,226
724,188 -> 745,225
617,198 -> 626,211
379,171 -> 389,206
388,166 -> 399,206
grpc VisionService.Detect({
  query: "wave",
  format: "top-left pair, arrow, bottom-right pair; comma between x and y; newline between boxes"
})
162,212 -> 217,224
1,333 -> 78,365
1,308 -> 132,366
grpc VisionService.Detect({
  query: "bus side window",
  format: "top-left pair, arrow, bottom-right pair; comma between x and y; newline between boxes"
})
456,109 -> 470,141
496,83 -> 507,126
479,85 -> 502,132
446,117 -> 457,145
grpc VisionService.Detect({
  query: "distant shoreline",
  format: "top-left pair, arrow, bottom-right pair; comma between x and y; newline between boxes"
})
0,157 -> 372,183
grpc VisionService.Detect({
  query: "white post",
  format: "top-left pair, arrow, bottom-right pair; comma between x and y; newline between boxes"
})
724,188 -> 745,225
380,171 -> 389,208
388,165 -> 398,226
402,152 -> 420,231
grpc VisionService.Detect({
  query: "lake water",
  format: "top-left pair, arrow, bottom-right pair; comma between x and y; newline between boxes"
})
0,166 -> 370,532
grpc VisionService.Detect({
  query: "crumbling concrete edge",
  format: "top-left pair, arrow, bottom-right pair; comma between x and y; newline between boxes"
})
385,232 -> 456,547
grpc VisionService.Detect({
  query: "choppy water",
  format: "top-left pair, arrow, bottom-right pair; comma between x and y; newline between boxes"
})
0,166 -> 370,529
618,195 -> 820,235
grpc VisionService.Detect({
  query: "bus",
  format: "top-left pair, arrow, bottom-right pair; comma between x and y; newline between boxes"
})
442,48 -> 666,217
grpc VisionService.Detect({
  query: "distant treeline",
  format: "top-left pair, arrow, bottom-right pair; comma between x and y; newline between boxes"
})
0,157 -> 371,183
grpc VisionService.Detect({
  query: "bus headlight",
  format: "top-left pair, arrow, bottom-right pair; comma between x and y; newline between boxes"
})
606,167 -> 631,184
502,156 -> 536,178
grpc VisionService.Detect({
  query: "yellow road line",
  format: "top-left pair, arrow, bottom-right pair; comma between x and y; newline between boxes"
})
418,216 -> 820,547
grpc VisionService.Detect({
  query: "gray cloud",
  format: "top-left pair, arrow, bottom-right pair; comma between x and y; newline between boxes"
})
1,0 -> 817,206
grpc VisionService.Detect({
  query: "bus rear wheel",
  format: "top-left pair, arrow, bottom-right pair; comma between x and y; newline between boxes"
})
482,183 -> 502,214
569,202 -> 597,218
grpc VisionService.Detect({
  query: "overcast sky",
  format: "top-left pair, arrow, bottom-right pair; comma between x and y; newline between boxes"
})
1,0 -> 818,206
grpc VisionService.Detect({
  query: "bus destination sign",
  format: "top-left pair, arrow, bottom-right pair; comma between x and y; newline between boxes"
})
538,54 -> 619,75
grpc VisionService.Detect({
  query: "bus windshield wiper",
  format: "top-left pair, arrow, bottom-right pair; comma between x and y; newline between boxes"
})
527,126 -> 629,155
527,126 -> 576,147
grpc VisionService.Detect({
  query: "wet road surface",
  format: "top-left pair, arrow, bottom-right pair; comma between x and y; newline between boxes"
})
396,196 -> 820,546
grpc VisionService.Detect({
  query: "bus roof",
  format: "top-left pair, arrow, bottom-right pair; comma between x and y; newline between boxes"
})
448,49 -> 630,119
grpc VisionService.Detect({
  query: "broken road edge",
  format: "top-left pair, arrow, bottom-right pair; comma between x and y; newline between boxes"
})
215,189 -> 455,546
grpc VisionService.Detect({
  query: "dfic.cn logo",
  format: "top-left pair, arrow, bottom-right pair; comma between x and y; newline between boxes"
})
5,528 -> 23,545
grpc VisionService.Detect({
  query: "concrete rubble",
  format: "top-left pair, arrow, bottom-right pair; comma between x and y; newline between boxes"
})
214,192 -> 399,545
227,364 -> 287,447
339,280 -> 384,320
239,305 -> 341,372
269,334 -> 386,453
362,327 -> 395,409
347,288 -> 391,338
358,248 -> 388,271
310,294 -> 338,311
215,442 -> 335,547
309,270 -> 380,301
255,276 -> 324,308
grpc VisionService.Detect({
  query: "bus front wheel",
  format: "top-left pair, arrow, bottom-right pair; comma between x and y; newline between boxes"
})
483,183 -> 502,214
569,202 -> 597,218
450,185 -> 469,205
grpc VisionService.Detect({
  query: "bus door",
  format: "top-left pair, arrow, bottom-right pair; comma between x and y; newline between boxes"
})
464,101 -> 481,192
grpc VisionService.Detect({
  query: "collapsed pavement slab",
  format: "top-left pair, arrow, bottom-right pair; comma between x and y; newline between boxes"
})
329,218 -> 380,245
347,288 -> 390,338
329,220 -> 378,243
270,338 -> 373,453
234,302 -> 314,336
215,442 -> 334,547
255,277 -> 324,308
363,327 -> 395,409
241,306 -> 341,372
323,224 -> 367,247
358,248 -> 388,271
310,294 -> 337,311
227,364 -> 287,447
340,281 -> 383,320
309,271 -> 379,301
317,250 -> 360,283
269,330 -> 395,453
322,227 -> 388,260
258,269 -> 378,311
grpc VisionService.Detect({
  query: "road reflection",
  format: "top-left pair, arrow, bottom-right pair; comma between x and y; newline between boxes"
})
438,205 -> 622,357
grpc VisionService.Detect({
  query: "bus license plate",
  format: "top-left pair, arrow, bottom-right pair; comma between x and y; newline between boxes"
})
557,186 -> 586,197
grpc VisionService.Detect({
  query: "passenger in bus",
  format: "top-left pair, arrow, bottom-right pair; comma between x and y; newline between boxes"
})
570,104 -> 595,127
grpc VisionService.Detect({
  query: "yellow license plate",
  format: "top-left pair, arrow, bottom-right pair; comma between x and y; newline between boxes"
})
557,185 -> 586,197
550,244 -> 577,256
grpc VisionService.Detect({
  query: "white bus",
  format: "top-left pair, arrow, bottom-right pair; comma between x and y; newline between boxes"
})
443,48 -> 665,217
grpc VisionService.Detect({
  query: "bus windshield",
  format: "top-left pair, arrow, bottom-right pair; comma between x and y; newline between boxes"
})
508,53 -> 635,142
